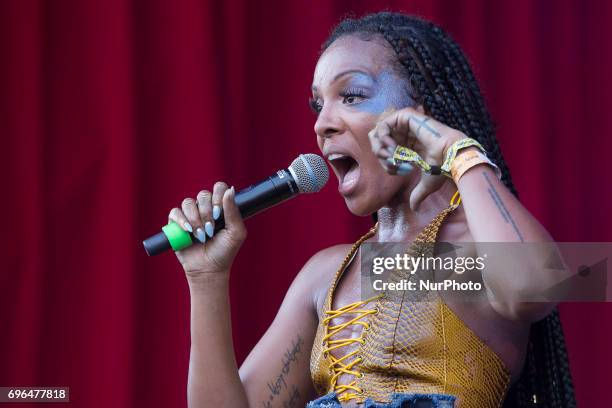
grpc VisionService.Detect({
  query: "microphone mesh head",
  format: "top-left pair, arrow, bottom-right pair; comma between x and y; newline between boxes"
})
289,154 -> 329,193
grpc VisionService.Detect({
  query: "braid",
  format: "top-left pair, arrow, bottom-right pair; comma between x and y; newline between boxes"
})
323,11 -> 575,406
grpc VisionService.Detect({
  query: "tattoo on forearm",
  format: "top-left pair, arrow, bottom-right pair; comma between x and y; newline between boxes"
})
410,116 -> 441,138
482,171 -> 525,242
261,335 -> 304,408
283,386 -> 300,408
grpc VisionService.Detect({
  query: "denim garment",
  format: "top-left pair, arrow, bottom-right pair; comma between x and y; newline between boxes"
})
306,392 -> 456,408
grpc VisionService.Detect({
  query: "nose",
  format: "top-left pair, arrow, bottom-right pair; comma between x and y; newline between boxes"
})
314,103 -> 344,139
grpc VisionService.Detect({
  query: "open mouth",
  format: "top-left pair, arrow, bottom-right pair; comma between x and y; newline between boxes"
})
327,153 -> 361,194
328,153 -> 356,179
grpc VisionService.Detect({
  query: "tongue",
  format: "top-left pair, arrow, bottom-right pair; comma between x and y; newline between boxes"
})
341,163 -> 360,189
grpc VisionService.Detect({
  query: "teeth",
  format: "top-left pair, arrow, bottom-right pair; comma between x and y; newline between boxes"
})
327,153 -> 347,161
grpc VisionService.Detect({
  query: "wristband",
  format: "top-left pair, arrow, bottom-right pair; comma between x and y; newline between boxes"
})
392,145 -> 451,177
392,137 -> 496,179
441,138 -> 486,174
450,149 -> 500,184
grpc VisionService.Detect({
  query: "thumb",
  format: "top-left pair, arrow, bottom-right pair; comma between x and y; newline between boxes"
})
222,187 -> 247,238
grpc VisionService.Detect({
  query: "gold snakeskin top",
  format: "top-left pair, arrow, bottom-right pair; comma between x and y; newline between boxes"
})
310,200 -> 511,407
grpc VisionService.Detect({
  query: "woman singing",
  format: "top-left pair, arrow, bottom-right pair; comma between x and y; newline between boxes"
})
168,12 -> 575,408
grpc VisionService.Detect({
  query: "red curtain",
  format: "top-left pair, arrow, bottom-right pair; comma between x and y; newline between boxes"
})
1,0 -> 611,406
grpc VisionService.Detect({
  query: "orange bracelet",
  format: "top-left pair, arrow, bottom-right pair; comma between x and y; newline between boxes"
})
451,150 -> 500,184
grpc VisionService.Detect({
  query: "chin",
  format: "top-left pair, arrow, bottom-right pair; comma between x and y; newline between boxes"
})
345,202 -> 373,217
343,177 -> 409,217
342,191 -> 386,217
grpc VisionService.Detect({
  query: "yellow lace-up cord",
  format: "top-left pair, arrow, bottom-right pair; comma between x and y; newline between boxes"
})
321,225 -> 381,402
322,295 -> 382,401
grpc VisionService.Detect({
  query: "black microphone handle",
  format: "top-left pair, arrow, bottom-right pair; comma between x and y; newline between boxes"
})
213,169 -> 298,232
143,169 -> 299,256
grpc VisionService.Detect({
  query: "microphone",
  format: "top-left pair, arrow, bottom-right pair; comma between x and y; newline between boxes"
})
142,154 -> 329,256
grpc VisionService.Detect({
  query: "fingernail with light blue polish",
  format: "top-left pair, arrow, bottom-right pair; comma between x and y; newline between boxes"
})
183,222 -> 193,233
205,221 -> 214,238
212,205 -> 221,220
195,228 -> 206,243
397,163 -> 414,175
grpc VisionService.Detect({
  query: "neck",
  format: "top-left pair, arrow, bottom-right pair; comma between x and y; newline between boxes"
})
375,180 -> 462,242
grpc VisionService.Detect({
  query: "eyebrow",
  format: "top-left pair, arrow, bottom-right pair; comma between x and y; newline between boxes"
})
311,69 -> 372,91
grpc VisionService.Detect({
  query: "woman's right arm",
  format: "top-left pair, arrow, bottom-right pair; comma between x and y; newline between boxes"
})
169,182 -> 329,407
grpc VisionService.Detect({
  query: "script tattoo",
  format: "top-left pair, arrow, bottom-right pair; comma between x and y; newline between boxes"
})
282,385 -> 300,408
482,171 -> 525,242
261,335 -> 304,408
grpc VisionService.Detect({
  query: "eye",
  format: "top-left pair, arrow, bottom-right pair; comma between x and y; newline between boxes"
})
309,97 -> 322,115
343,95 -> 362,104
340,88 -> 367,105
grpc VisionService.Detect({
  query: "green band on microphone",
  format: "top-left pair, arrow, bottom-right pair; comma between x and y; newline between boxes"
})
162,221 -> 193,251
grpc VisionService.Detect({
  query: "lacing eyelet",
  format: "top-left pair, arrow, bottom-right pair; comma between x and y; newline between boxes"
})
358,372 -> 365,379
374,306 -> 380,315
363,324 -> 371,332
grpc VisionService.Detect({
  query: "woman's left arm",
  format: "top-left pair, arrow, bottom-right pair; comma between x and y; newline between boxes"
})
369,107 -> 571,323
454,158 -> 569,322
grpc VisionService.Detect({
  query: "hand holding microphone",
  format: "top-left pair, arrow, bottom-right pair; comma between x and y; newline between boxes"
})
168,182 -> 248,282
142,154 -> 329,282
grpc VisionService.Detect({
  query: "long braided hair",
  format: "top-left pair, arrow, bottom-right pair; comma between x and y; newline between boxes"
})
321,12 -> 576,407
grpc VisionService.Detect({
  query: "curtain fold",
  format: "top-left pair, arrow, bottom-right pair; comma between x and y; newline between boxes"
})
1,1 -> 610,406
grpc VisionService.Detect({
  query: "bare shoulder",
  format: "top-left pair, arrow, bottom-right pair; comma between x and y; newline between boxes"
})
296,244 -> 353,317
239,244 -> 352,406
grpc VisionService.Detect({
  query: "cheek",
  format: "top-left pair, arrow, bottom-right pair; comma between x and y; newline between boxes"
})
353,119 -> 386,173
362,91 -> 413,116
361,154 -> 402,194
352,118 -> 377,149
316,136 -> 324,152
368,167 -> 404,190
